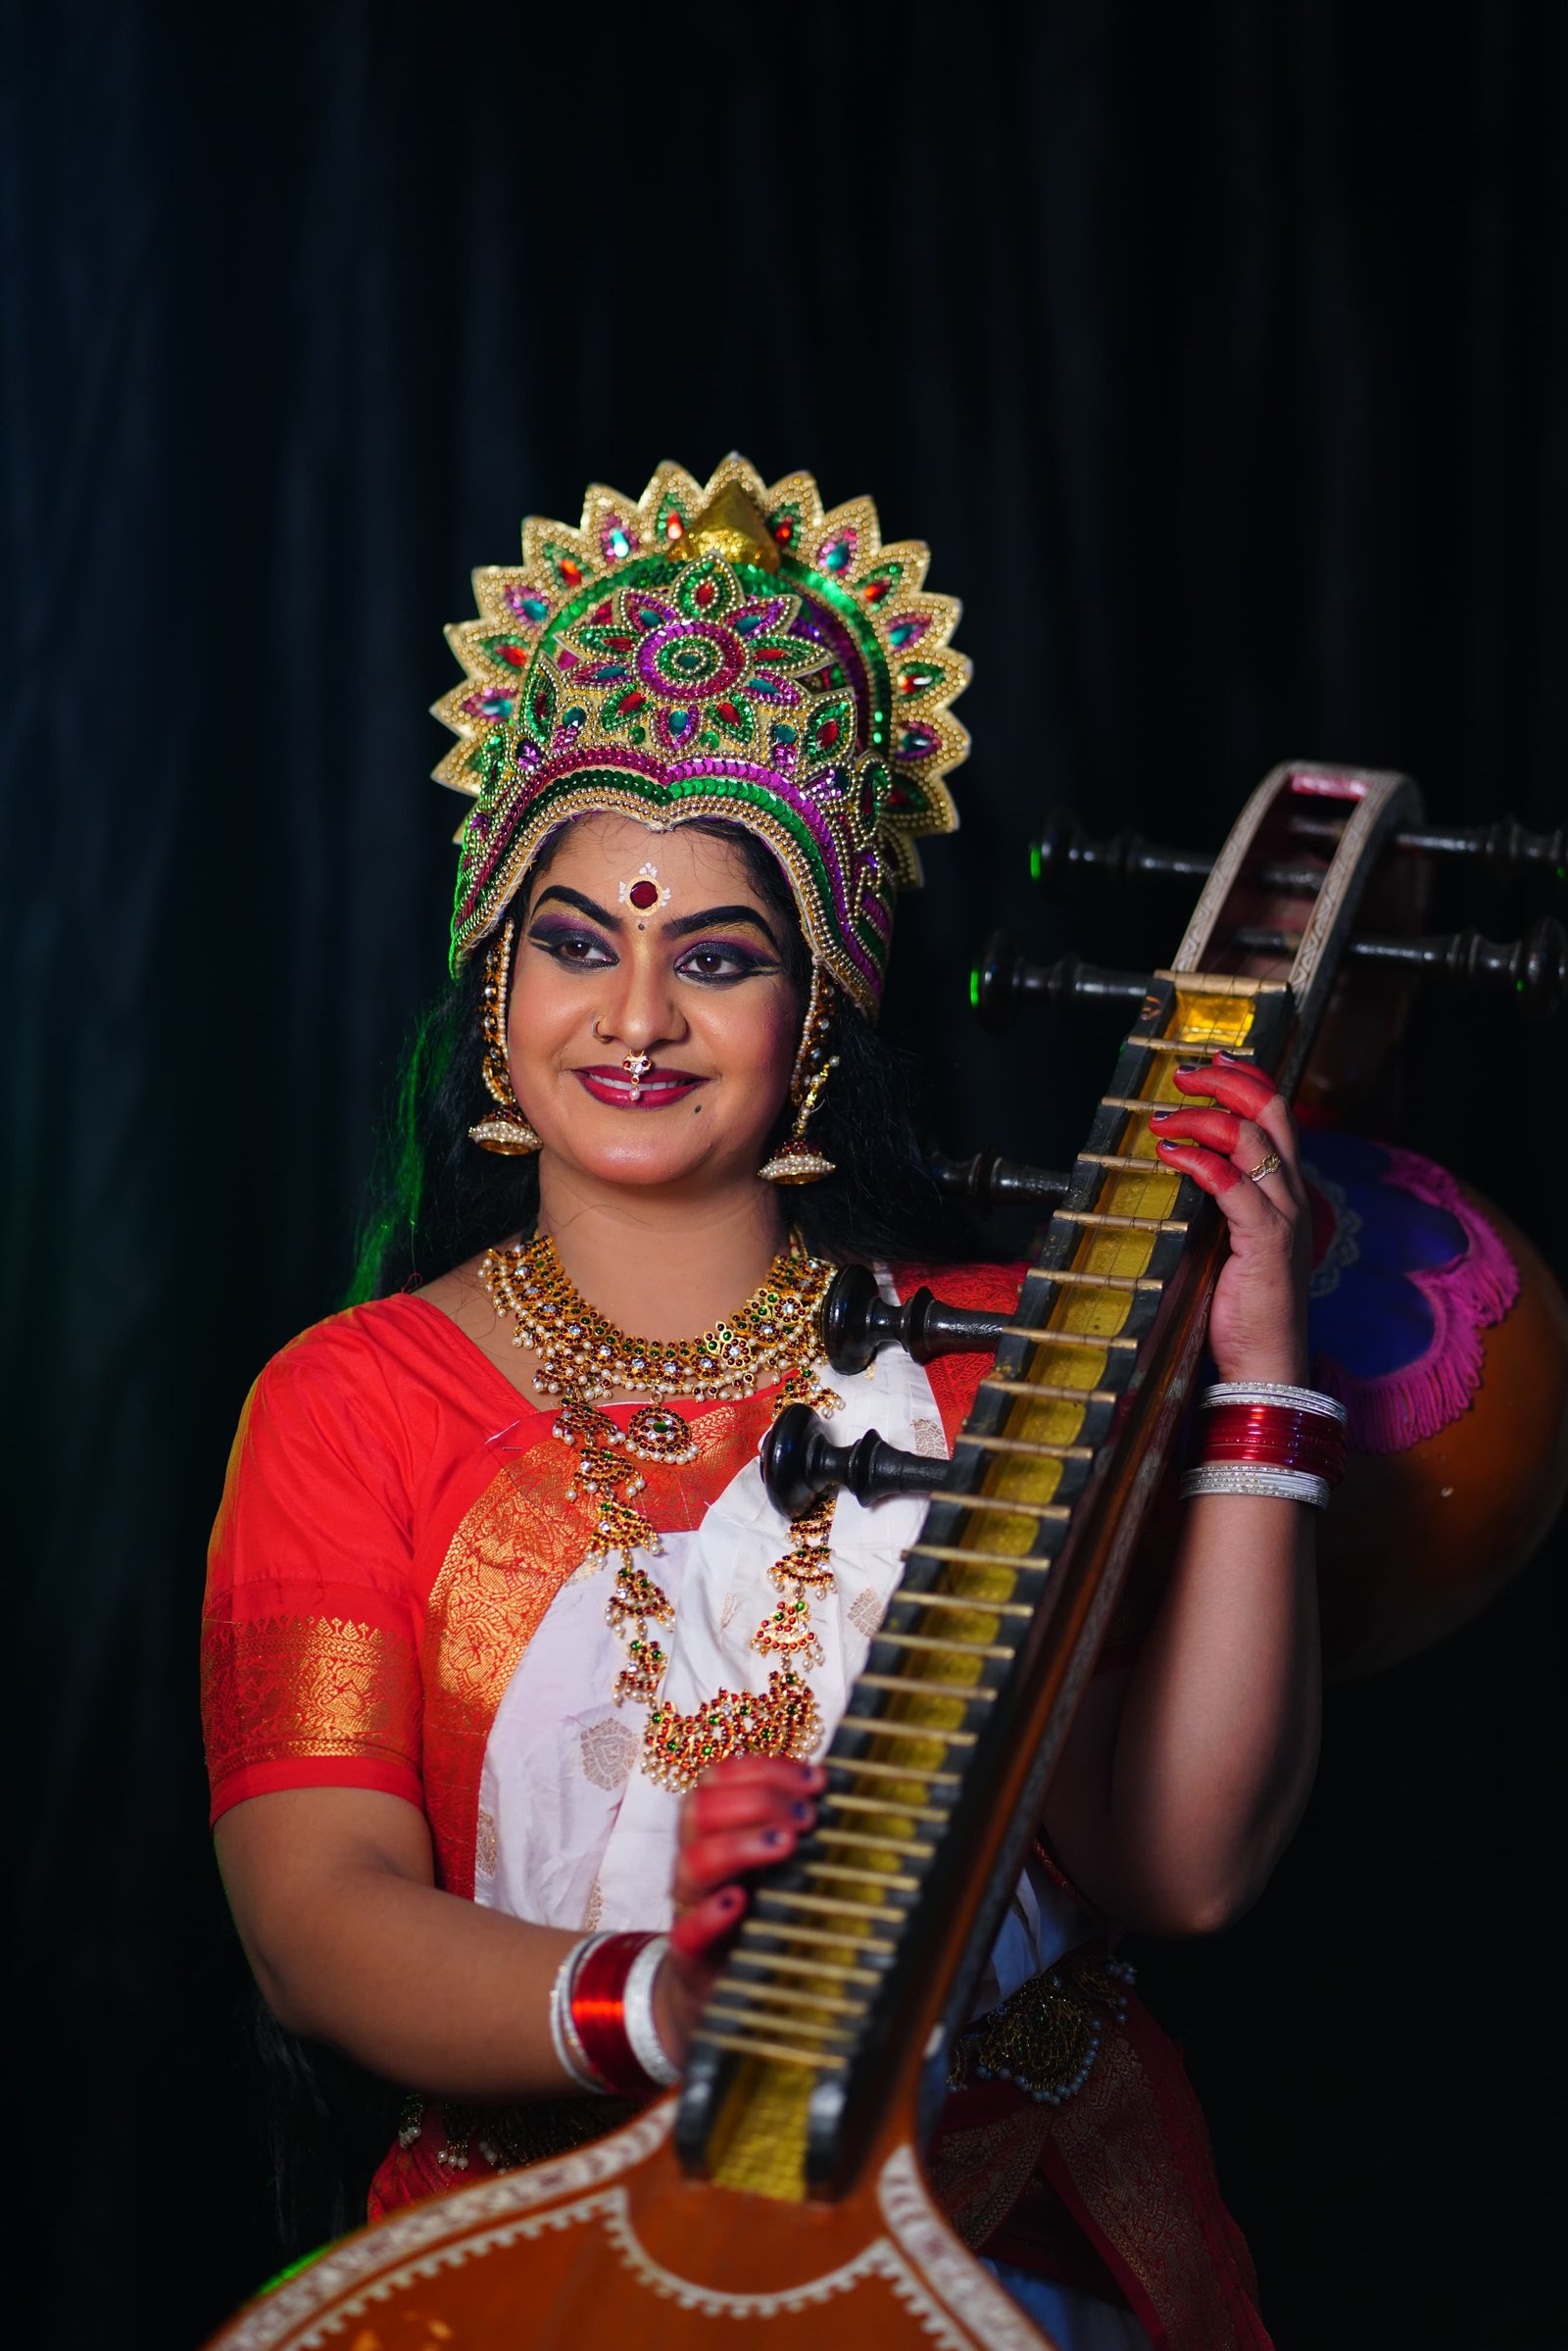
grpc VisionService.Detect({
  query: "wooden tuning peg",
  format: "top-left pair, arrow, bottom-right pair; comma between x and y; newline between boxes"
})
821,1263 -> 1011,1376
760,1403 -> 946,1519
971,932 -> 1152,1035
927,1150 -> 1071,1212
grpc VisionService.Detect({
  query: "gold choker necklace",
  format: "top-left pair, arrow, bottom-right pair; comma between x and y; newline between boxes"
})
476,1232 -> 841,1787
478,1229 -> 833,1411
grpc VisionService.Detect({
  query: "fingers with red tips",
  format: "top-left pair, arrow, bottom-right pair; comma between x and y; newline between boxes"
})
1152,1137 -> 1243,1195
1149,1106 -> 1244,1152
1172,1056 -> 1278,1120
675,1820 -> 802,1908
684,1779 -> 811,1839
668,1885 -> 746,1960
693,1756 -> 825,1797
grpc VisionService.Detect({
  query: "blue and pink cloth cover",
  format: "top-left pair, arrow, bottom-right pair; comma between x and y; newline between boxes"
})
1299,1129 -> 1518,1453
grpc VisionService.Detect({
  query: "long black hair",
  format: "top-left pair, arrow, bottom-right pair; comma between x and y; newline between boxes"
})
351,821 -> 983,1300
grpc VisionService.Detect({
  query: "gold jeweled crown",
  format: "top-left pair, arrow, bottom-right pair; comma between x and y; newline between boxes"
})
434,454 -> 969,1018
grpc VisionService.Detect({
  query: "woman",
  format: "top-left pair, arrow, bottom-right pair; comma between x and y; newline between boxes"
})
204,457 -> 1321,2350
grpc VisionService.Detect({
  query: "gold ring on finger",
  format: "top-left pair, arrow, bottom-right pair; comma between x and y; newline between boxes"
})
1245,1150 -> 1284,1182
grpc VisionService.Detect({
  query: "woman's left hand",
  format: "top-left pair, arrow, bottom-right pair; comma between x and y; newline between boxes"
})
1149,1052 -> 1311,1385
654,1755 -> 825,2069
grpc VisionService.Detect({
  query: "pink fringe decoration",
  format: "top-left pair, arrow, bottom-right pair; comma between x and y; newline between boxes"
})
1313,1148 -> 1519,1455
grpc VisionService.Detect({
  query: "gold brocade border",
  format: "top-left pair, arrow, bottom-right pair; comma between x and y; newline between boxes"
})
201,1614 -> 421,1786
420,1445 -> 599,1896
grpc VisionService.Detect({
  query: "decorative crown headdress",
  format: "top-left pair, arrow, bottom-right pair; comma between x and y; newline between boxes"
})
435,456 -> 969,1020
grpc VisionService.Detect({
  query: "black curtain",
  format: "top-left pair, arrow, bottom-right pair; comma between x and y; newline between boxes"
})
6,5 -> 1564,2344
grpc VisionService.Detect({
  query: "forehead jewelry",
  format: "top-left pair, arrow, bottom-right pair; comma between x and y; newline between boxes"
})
618,862 -> 670,913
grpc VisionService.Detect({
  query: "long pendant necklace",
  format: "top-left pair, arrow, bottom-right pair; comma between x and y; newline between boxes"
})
478,1231 -> 842,1787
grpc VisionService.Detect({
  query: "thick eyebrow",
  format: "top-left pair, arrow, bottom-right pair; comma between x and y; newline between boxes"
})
664,903 -> 781,950
529,885 -> 622,928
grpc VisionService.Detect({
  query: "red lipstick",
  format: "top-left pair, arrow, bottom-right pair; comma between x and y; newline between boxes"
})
573,1064 -> 705,1109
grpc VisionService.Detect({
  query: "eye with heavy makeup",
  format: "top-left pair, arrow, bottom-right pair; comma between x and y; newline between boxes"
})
523,896 -> 785,988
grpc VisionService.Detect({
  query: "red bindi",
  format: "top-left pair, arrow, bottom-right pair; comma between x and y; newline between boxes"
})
628,878 -> 660,909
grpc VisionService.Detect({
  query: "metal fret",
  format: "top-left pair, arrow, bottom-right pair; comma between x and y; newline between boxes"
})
925,1491 -> 1071,1520
902,1588 -> 1034,1620
827,1758 -> 963,1787
838,1711 -> 978,1745
956,1433 -> 1093,1462
696,2031 -> 845,2071
1079,1151 -> 1163,1172
813,1823 -> 936,1858
873,1629 -> 1013,1661
853,1673 -> 996,1707
1032,1267 -> 1165,1295
1127,1035 -> 1257,1056
826,1791 -> 950,1825
902,1543 -> 1054,1572
756,1888 -> 907,1924
1056,1209 -> 1190,1235
729,1950 -> 883,1986
704,1999 -> 860,2036
992,1328 -> 1139,1353
708,1984 -> 866,2024
737,1918 -> 898,1955
803,1861 -> 921,1895
1152,967 -> 1289,995
979,1378 -> 1119,1405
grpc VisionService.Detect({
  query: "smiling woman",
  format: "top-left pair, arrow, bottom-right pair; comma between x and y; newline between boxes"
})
202,459 -> 1317,2351
512,817 -> 801,1186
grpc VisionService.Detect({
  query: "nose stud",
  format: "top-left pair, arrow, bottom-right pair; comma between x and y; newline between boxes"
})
590,1019 -> 656,1100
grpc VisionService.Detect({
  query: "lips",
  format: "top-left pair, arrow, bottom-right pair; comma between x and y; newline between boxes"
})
572,1064 -> 706,1110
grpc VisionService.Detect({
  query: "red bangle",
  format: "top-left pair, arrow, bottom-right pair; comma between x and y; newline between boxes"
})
1201,1404 -> 1345,1442
1197,1404 -> 1347,1485
569,1932 -> 663,2099
1200,1444 -> 1346,1480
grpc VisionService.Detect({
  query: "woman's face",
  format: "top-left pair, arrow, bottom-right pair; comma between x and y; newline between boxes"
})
506,813 -> 801,1196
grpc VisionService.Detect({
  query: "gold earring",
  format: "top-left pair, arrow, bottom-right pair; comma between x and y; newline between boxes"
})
469,920 -> 542,1156
759,965 -> 839,1185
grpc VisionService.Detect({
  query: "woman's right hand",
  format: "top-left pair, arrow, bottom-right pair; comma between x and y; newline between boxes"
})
654,1754 -> 825,2067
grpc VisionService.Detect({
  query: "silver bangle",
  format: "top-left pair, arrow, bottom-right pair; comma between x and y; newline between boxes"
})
1180,1462 -> 1331,1509
623,1934 -> 681,2089
548,1935 -> 611,2094
1197,1380 -> 1347,1426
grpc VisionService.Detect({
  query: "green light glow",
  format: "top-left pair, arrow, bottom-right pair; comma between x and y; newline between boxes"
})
256,2242 -> 329,2297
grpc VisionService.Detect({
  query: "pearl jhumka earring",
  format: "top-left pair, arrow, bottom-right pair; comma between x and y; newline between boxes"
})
467,919 -> 543,1155
759,965 -> 840,1185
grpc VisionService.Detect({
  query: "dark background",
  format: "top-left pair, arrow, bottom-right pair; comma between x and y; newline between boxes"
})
6,2 -> 1565,2343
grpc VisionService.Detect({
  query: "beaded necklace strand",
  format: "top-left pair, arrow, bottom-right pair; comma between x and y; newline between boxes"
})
477,1232 -> 842,1788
